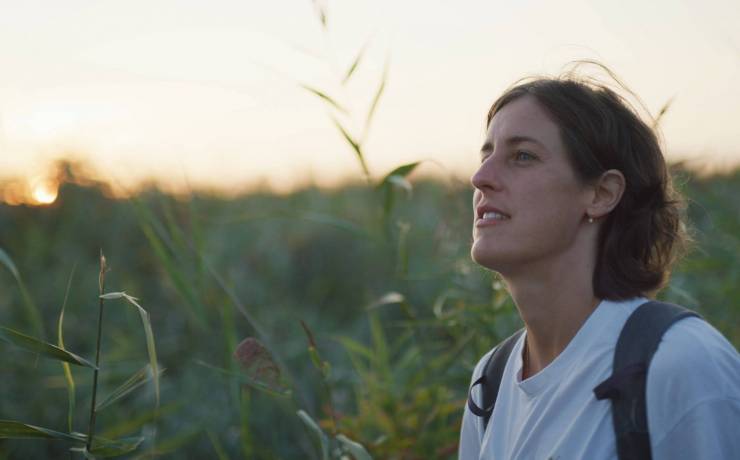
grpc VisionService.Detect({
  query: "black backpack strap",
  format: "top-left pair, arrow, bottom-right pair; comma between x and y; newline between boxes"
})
467,328 -> 524,430
593,301 -> 700,460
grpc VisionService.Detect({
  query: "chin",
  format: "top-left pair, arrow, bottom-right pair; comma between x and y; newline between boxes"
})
471,245 -> 497,271
471,243 -> 518,274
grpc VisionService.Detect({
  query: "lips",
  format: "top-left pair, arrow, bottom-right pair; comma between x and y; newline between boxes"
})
476,205 -> 511,220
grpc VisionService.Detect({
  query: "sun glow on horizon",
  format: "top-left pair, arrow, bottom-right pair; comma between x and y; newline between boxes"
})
30,179 -> 59,205
0,176 -> 60,207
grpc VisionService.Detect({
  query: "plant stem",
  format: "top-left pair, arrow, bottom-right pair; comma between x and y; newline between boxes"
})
86,253 -> 107,452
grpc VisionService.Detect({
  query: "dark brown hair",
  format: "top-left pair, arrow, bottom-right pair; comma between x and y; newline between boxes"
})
486,67 -> 687,300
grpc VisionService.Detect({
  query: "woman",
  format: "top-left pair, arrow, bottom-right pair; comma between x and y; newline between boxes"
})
459,69 -> 740,459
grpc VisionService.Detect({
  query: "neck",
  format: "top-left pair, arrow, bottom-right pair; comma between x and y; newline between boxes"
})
504,243 -> 600,378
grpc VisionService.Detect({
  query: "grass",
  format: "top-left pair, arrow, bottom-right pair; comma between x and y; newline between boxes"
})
0,160 -> 737,458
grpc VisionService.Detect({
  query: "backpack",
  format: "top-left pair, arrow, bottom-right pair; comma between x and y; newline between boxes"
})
466,301 -> 700,460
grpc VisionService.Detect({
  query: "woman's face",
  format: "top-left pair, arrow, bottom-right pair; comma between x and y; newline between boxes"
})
471,95 -> 594,274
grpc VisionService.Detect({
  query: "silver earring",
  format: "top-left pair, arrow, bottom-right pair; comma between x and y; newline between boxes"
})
587,216 -> 594,223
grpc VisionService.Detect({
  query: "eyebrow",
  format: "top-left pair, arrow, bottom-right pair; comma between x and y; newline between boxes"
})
480,135 -> 546,153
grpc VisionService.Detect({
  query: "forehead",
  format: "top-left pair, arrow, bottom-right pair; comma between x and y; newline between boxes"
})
486,95 -> 561,145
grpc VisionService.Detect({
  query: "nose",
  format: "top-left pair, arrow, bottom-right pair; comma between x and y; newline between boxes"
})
471,155 -> 502,192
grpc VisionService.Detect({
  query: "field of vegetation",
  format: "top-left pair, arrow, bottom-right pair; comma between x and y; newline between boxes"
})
0,158 -> 738,459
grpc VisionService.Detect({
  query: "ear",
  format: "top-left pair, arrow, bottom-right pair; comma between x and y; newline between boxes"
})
586,169 -> 625,219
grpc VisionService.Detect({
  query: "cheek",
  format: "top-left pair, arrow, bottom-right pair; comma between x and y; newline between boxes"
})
520,179 -> 586,224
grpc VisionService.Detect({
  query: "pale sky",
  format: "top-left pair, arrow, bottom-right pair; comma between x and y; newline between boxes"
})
1,0 -> 739,195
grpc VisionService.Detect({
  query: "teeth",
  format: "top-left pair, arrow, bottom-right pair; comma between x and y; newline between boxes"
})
482,211 -> 509,220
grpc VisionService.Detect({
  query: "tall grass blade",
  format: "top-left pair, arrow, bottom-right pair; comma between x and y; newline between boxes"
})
342,43 -> 367,84
239,388 -> 253,459
0,420 -> 86,442
160,196 -> 190,253
0,247 -> 20,278
100,404 -> 181,440
653,95 -> 675,129
333,336 -> 374,361
198,258 -> 310,408
101,292 -> 160,408
332,118 -> 371,181
58,265 -> 78,432
126,427 -> 200,458
336,434 -> 373,460
131,198 -> 207,329
368,311 -> 390,380
0,325 -> 95,368
311,0 -> 328,29
301,84 -> 346,113
96,365 -> 165,412
296,410 -> 329,460
138,221 -> 205,326
0,247 -> 45,338
195,360 -> 292,398
396,221 -> 411,277
0,425 -> 140,459
206,430 -> 230,460
71,436 -> 145,458
362,59 -> 388,141
87,250 -> 108,452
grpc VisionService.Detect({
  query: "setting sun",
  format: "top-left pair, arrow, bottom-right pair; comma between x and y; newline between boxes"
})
30,180 -> 59,205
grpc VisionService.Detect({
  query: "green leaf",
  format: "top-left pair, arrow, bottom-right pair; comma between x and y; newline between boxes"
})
70,436 -> 145,458
377,162 -> 420,219
100,403 -> 181,440
332,118 -> 370,181
342,43 -> 368,84
96,365 -> 165,412
334,336 -> 374,362
362,59 -> 389,141
0,420 -> 86,442
311,0 -> 328,29
206,430 -> 230,460
0,326 -> 95,368
89,436 -> 145,457
0,247 -> 20,278
0,247 -> 45,338
58,265 -> 78,432
368,292 -> 405,310
388,175 -> 412,193
297,410 -> 329,460
377,162 -> 420,189
653,95 -> 675,129
300,84 -> 346,113
368,311 -> 390,380
101,292 -> 160,408
336,434 -> 373,460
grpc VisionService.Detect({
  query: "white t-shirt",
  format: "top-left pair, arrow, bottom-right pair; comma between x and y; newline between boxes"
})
459,297 -> 740,460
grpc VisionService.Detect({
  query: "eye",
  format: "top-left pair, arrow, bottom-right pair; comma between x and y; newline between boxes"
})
514,150 -> 537,162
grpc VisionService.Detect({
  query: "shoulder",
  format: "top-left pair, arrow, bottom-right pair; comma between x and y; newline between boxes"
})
647,315 -> 740,443
650,316 -> 740,394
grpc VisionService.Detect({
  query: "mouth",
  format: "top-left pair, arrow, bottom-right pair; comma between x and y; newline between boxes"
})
480,211 -> 510,221
475,206 -> 511,225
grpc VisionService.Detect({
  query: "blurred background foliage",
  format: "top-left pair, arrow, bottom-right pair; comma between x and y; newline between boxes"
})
0,158 -> 738,458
